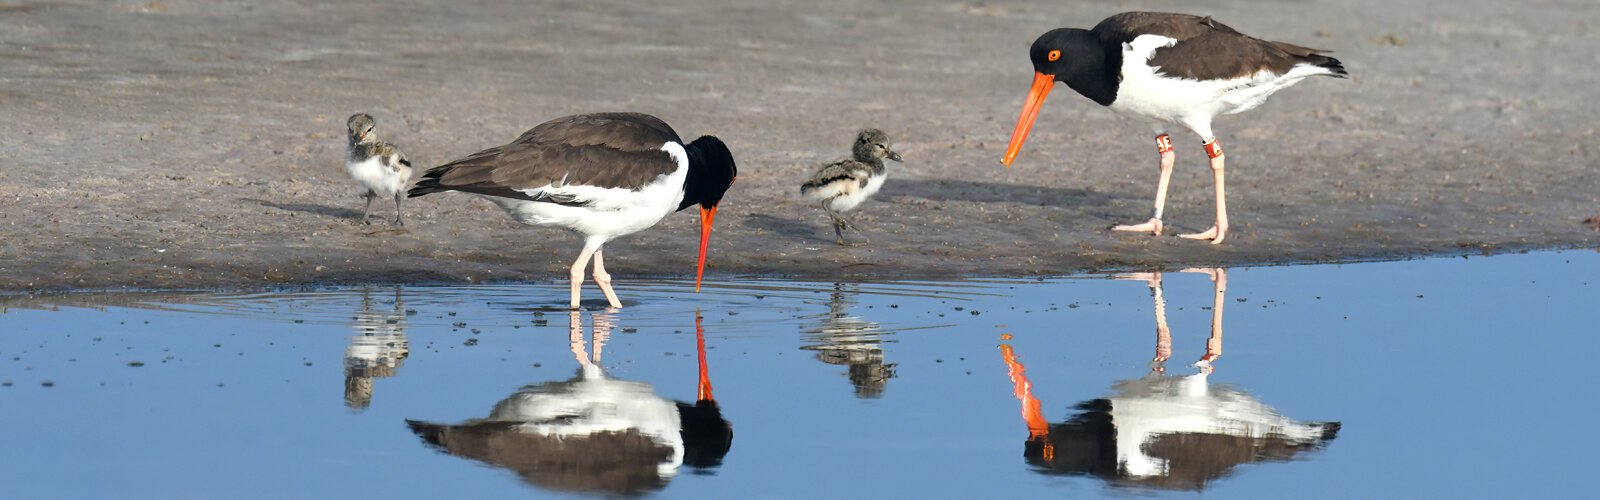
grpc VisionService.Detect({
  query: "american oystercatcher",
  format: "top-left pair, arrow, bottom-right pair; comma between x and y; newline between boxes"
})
405,311 -> 732,495
407,112 -> 738,309
998,270 -> 1340,490
345,113 -> 414,226
800,129 -> 902,245
1001,12 -> 1348,244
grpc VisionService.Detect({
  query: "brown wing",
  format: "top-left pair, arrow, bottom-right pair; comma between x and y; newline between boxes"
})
801,159 -> 871,192
410,113 -> 684,203
1095,12 -> 1336,81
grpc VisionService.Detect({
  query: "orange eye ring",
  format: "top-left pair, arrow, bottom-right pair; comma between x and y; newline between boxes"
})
1047,50 -> 1061,62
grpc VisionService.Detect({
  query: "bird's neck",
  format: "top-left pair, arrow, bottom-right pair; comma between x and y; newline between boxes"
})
1058,31 -> 1120,107
852,154 -> 887,174
348,138 -> 378,158
867,159 -> 886,175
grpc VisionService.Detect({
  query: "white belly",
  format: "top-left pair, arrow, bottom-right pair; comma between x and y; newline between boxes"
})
483,142 -> 690,244
346,157 -> 407,197
1109,34 -> 1321,126
483,190 -> 680,244
824,173 -> 886,213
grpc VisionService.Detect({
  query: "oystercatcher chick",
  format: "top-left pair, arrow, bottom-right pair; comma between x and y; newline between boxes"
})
800,129 -> 902,245
345,113 -> 413,226
1001,12 -> 1348,244
407,112 -> 737,309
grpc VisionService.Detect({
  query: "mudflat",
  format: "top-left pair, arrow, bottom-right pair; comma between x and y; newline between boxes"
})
1,0 -> 1595,291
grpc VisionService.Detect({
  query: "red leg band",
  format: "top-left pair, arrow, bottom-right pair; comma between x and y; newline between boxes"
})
1155,134 -> 1173,154
1203,139 -> 1223,159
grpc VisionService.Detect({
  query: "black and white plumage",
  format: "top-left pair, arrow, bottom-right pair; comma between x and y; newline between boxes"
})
799,129 -> 902,245
346,113 -> 413,226
1000,269 -> 1340,491
407,112 -> 737,309
1001,12 -> 1348,244
405,312 -> 732,496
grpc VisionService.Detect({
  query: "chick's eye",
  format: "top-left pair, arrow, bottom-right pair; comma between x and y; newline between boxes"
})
1047,49 -> 1061,62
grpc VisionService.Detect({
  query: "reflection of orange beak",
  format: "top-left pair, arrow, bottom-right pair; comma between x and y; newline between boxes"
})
1001,72 -> 1055,167
696,204 -> 718,292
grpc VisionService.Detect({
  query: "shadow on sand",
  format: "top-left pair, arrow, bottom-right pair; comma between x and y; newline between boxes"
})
245,198 -> 364,221
741,213 -> 833,244
884,179 -> 1124,208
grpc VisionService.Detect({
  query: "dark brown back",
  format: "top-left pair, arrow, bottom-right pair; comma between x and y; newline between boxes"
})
1094,12 -> 1337,81
412,113 -> 686,201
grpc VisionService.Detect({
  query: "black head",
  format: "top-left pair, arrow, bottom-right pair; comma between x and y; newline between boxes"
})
680,135 -> 738,292
851,129 -> 902,163
678,135 -> 738,211
1028,29 -> 1108,83
677,400 -> 734,469
1003,28 -> 1114,167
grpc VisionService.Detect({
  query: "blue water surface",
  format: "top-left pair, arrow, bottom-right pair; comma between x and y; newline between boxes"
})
2,251 -> 1596,498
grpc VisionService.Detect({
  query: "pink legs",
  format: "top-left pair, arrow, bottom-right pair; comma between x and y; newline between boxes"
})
592,249 -> 622,309
568,241 -> 624,310
1179,139 -> 1229,244
1118,268 -> 1227,372
1113,134 -> 1175,235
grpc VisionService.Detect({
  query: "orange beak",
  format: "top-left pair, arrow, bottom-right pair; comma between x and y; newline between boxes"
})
1001,71 -> 1055,167
695,204 -> 718,292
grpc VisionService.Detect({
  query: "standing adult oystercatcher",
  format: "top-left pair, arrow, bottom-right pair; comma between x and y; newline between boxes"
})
407,112 -> 737,309
345,113 -> 414,226
1001,12 -> 1348,244
800,129 -> 903,245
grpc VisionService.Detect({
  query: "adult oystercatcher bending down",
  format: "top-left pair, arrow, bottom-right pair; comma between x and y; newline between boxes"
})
1001,12 -> 1347,244
408,113 -> 737,309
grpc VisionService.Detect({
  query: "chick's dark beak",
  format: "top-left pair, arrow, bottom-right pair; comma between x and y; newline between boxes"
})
888,150 -> 903,162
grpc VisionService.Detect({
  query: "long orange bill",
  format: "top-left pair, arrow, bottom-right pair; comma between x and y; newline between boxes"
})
1000,343 -> 1056,462
1001,71 -> 1056,167
696,310 -> 714,402
696,204 -> 718,292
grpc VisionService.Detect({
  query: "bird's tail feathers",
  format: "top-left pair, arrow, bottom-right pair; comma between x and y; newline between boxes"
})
406,167 -> 451,198
1315,56 -> 1349,78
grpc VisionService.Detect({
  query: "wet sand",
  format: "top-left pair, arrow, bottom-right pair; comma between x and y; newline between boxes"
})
1,0 -> 1596,291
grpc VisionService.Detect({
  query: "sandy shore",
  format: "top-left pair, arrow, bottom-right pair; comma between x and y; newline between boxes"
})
1,0 -> 1596,292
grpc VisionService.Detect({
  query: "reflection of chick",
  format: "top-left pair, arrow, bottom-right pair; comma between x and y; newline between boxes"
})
1000,269 -> 1339,491
800,284 -> 896,399
407,311 -> 732,497
344,287 -> 410,411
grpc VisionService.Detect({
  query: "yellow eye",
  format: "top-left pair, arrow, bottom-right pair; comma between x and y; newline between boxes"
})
1047,50 -> 1061,62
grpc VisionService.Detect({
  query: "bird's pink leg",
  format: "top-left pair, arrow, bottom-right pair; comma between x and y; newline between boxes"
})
1113,134 -> 1175,235
591,248 -> 623,309
1116,272 -> 1170,364
1183,267 -> 1226,371
1151,275 -> 1173,364
569,242 -> 602,310
568,310 -> 592,367
1180,139 -> 1228,244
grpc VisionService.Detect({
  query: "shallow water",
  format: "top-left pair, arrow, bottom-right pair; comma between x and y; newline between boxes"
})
2,251 -> 1597,498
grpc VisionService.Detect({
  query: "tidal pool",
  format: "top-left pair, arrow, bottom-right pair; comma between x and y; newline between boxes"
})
2,251 -> 1595,498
